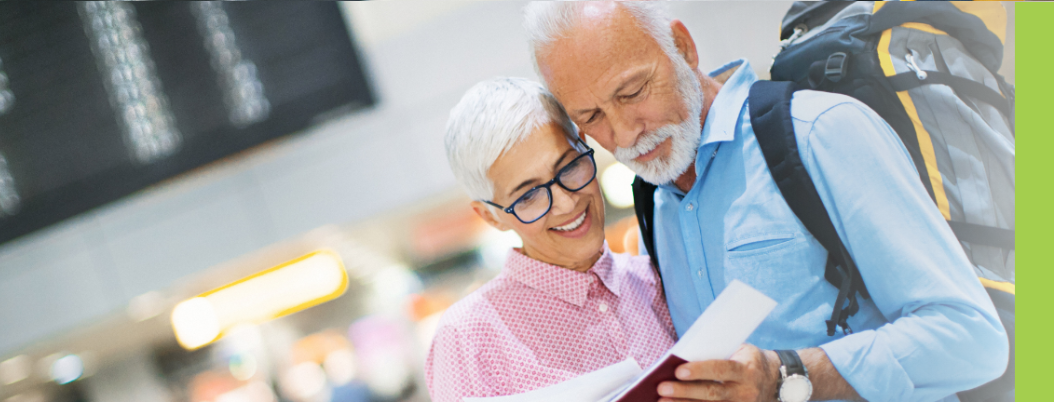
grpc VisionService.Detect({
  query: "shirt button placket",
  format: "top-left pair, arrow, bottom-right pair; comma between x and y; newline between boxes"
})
598,293 -> 627,355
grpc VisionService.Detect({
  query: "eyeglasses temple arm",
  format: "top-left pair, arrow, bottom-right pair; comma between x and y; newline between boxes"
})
483,200 -> 507,211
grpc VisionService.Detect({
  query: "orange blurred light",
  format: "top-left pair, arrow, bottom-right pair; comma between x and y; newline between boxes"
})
172,250 -> 348,350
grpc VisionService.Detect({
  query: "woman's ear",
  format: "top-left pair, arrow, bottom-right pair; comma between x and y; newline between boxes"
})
471,200 -> 512,231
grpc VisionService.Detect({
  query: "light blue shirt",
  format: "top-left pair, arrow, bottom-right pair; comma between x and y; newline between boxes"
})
650,60 -> 1007,402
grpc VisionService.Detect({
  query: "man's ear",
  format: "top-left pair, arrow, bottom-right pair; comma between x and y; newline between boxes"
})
670,19 -> 699,70
471,200 -> 512,231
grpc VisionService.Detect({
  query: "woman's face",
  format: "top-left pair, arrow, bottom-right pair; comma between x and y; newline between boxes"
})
473,122 -> 606,272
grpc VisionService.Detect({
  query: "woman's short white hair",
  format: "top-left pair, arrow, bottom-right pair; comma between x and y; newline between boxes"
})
523,1 -> 679,74
445,77 -> 582,202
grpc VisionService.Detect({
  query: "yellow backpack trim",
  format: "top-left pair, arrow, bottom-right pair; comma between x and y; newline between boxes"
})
876,28 -> 952,220
980,277 -> 1015,295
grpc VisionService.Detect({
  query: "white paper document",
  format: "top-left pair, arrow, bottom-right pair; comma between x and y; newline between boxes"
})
603,279 -> 778,401
669,279 -> 778,362
462,358 -> 643,402
461,280 -> 777,402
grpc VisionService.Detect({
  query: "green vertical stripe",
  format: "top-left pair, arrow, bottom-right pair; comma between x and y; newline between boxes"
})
1017,2 -> 1050,400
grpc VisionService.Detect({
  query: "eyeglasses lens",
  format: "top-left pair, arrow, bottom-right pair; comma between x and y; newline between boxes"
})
559,155 -> 595,191
512,187 -> 551,223
509,153 -> 595,223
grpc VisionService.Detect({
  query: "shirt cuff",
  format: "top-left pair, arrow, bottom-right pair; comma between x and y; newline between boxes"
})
820,329 -> 914,402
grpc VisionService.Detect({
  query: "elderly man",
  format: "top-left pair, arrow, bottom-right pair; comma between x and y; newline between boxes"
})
524,3 -> 1007,402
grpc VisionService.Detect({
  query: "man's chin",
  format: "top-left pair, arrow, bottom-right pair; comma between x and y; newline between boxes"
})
619,158 -> 683,185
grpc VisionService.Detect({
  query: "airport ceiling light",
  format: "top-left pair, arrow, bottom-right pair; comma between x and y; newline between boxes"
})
172,250 -> 349,350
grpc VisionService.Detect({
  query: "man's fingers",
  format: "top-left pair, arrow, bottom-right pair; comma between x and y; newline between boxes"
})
657,380 -> 731,401
675,360 -> 745,382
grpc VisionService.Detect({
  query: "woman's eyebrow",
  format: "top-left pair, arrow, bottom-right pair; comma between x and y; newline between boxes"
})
506,148 -> 579,198
508,178 -> 539,198
552,148 -> 578,170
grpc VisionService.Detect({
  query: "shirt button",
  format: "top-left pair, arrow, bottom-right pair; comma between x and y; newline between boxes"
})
599,303 -> 609,313
686,203 -> 695,211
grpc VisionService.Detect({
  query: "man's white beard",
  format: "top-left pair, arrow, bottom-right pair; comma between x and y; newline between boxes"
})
614,57 -> 704,185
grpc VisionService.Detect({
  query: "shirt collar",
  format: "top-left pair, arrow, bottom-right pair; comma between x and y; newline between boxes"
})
658,59 -> 757,196
503,243 -> 620,307
699,59 -> 757,147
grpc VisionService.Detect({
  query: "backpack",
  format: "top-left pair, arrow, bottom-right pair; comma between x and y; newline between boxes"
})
773,1 -> 1015,282
632,3 -> 1013,400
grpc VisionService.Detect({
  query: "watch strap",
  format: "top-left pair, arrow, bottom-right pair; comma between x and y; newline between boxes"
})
775,349 -> 807,377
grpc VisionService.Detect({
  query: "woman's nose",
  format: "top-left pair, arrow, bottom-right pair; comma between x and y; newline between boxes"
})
549,185 -> 576,216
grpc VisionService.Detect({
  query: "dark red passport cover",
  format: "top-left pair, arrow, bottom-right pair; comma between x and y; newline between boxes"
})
610,354 -> 689,402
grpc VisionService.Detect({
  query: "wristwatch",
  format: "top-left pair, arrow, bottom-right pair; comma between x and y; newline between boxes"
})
775,350 -> 812,402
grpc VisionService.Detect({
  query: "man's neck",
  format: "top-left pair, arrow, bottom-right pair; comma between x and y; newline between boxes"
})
674,69 -> 726,194
674,163 -> 697,193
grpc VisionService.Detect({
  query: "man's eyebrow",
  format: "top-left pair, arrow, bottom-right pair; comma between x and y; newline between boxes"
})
570,69 -> 651,119
572,106 -> 599,120
610,69 -> 649,98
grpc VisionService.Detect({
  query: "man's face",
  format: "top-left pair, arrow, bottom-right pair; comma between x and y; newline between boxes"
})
537,4 -> 703,184
479,122 -> 606,271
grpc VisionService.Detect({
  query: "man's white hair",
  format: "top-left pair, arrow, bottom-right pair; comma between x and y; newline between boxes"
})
445,77 -> 582,203
523,1 -> 680,77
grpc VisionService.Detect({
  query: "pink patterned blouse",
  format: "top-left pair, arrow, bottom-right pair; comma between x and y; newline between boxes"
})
425,244 -> 677,402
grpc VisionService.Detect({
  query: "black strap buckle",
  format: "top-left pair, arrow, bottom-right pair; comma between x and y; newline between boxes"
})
824,52 -> 848,83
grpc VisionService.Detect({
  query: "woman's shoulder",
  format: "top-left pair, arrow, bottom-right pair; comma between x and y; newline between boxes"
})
433,273 -> 523,339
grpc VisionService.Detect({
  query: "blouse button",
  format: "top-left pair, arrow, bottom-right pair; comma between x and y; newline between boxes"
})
599,303 -> 609,313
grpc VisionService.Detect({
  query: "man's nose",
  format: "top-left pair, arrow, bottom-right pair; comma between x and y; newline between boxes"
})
609,109 -> 644,150
549,185 -> 576,216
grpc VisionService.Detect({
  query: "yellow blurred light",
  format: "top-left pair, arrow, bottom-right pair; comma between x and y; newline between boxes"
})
172,297 -> 220,350
601,163 -> 636,209
172,250 -> 348,350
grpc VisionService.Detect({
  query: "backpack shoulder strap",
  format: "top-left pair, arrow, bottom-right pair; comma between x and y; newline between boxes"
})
747,80 -> 869,336
632,175 -> 661,275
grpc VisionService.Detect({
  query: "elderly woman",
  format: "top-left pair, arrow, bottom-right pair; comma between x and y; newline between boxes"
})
425,77 -> 676,401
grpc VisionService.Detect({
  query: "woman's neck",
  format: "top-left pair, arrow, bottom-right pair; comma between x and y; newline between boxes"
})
521,246 -> 603,273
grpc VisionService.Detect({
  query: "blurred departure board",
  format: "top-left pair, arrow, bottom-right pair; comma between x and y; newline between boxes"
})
0,2 -> 374,245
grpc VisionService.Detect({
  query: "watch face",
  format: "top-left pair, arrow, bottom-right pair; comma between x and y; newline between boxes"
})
779,374 -> 813,402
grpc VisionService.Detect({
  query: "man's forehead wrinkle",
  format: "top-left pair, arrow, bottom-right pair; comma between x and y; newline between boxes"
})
545,9 -> 654,112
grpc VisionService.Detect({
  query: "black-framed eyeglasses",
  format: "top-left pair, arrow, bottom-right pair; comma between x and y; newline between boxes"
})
484,147 -> 597,224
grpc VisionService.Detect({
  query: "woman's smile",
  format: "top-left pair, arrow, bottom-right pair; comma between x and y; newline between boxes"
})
549,203 -> 593,239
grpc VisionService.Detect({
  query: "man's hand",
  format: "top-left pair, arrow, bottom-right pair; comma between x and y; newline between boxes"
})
657,344 -> 780,402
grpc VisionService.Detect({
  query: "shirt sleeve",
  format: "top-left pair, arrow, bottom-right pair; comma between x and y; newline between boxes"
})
793,95 -> 1009,402
425,323 -> 494,402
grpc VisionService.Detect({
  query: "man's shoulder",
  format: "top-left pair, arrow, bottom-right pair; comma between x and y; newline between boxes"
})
787,90 -> 874,124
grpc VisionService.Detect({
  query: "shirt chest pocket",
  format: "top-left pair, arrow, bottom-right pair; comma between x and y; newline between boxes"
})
723,232 -> 827,297
720,189 -> 829,296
